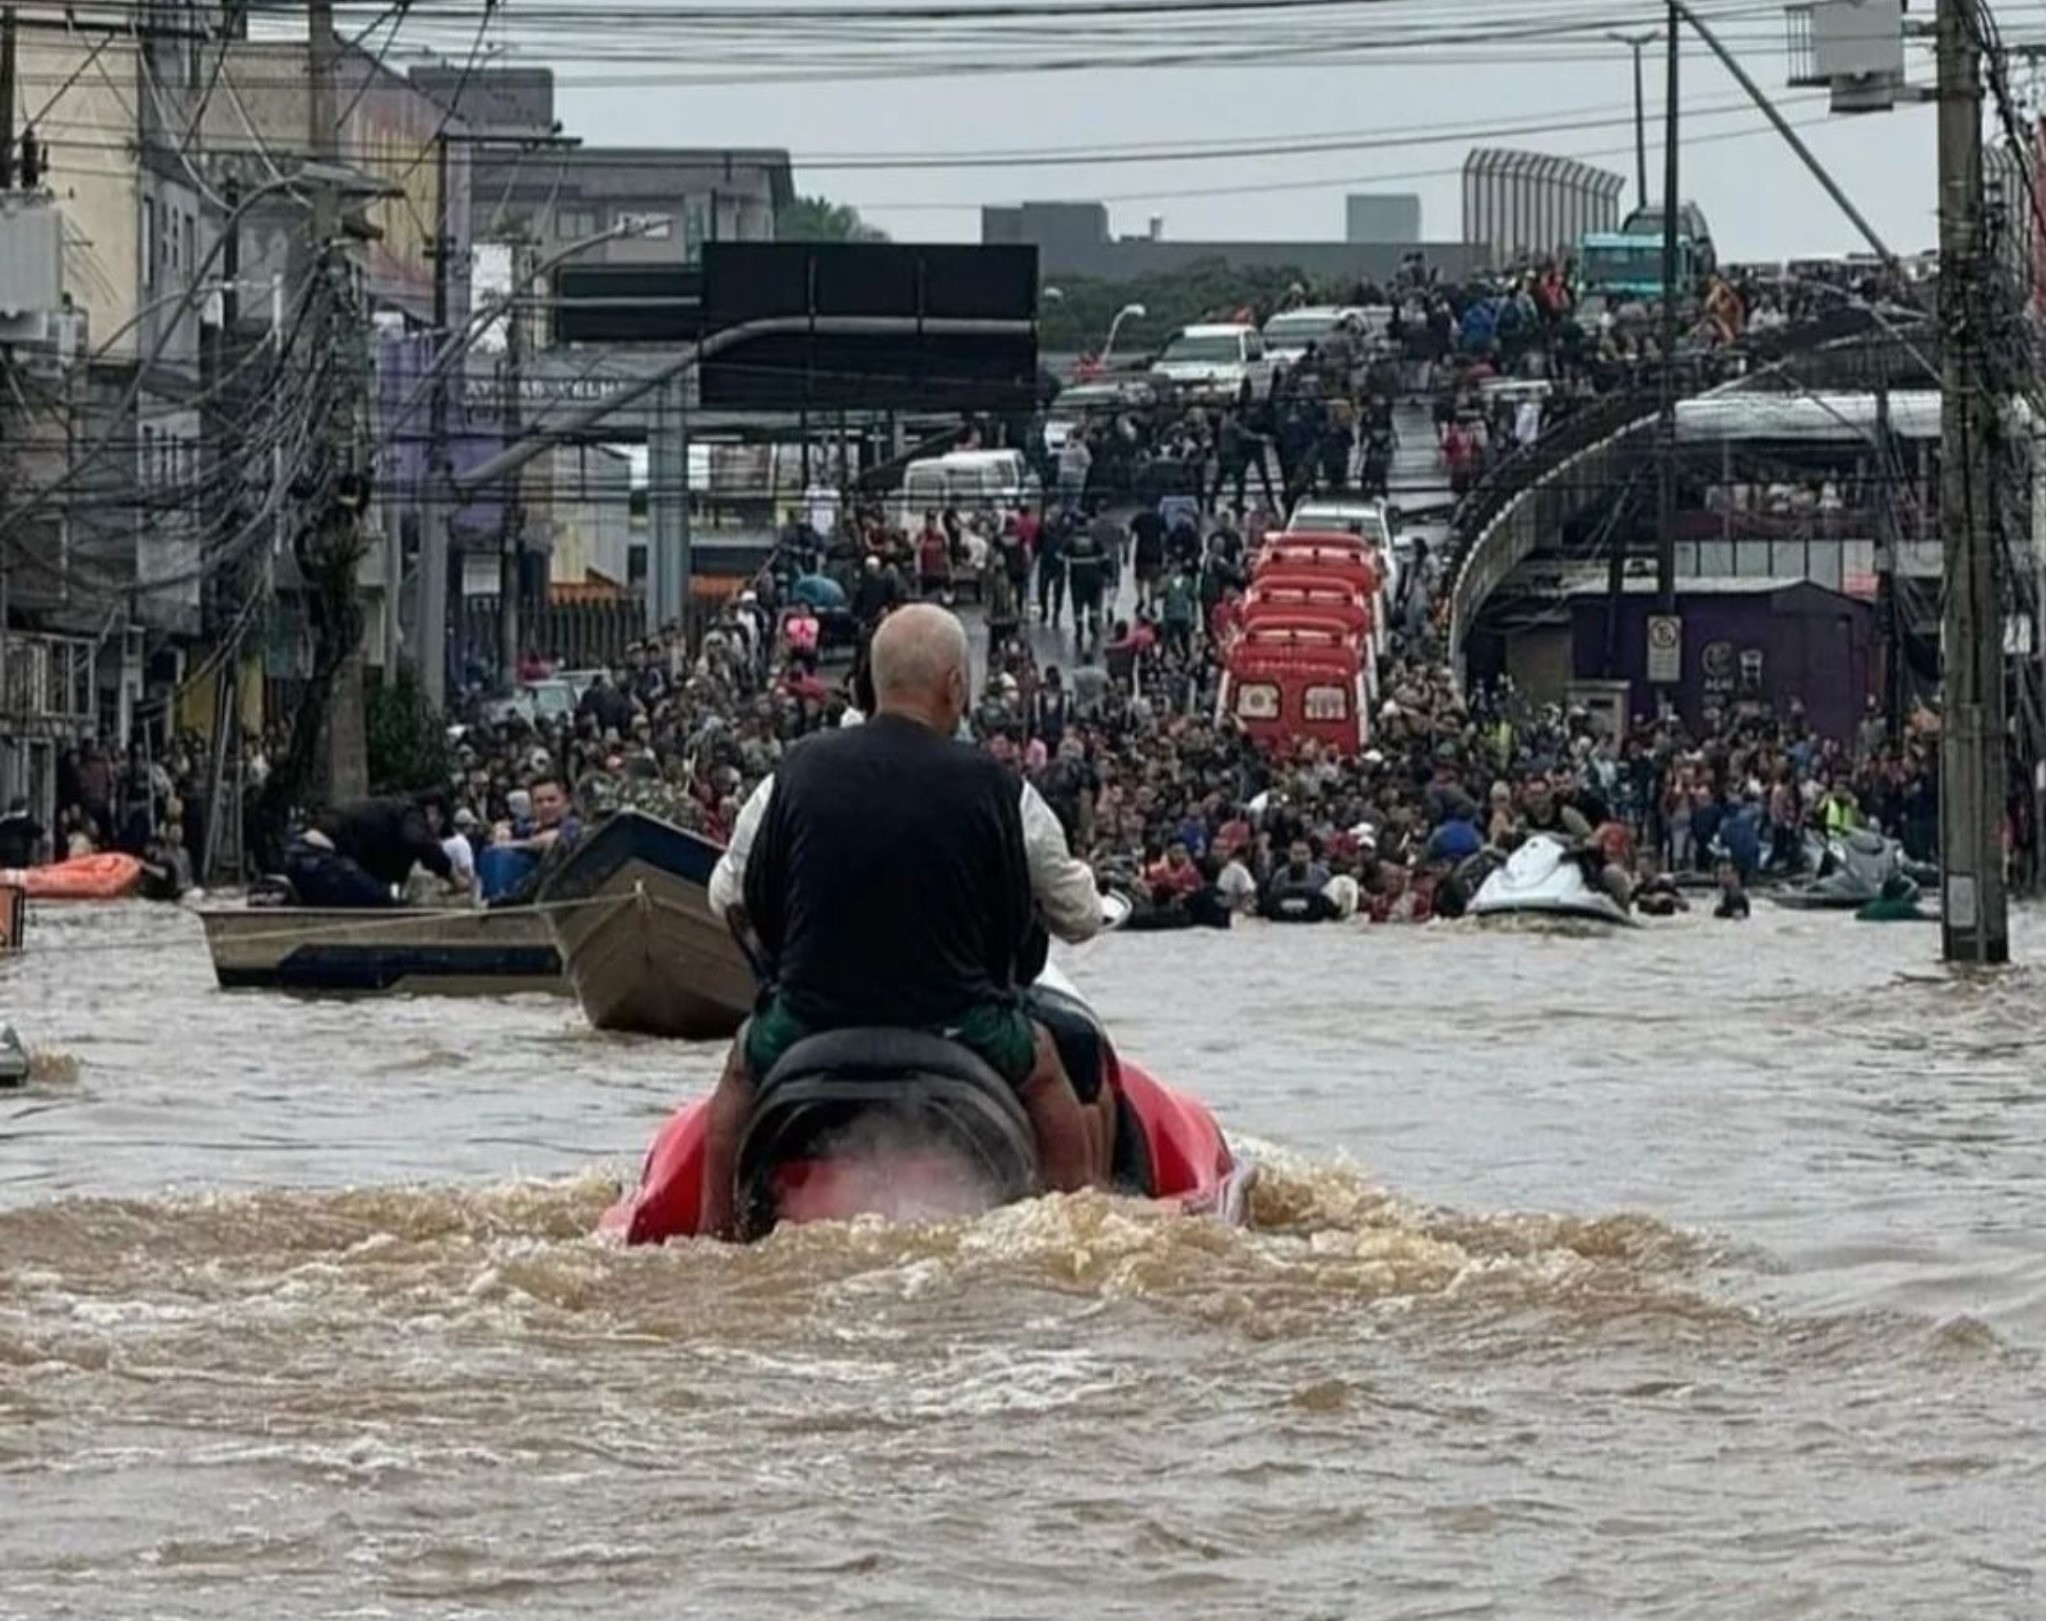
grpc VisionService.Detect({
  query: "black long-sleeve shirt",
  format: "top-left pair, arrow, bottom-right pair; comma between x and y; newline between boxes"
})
312,797 -> 452,887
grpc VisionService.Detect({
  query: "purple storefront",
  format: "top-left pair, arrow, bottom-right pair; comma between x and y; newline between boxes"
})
1568,578 -> 1876,743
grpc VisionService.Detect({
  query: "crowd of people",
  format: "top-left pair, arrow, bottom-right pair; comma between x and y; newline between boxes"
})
398,258 -> 1946,924
19,253 -> 1961,924
422,515 -> 1937,930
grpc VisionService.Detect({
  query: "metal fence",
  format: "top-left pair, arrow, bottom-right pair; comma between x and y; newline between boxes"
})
459,596 -> 650,674
456,593 -> 734,677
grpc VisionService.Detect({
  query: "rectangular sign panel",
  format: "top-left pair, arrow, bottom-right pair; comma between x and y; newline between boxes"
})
699,243 -> 1039,412
552,265 -> 702,346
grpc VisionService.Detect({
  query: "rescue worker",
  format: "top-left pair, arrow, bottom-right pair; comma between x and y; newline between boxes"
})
285,794 -> 456,908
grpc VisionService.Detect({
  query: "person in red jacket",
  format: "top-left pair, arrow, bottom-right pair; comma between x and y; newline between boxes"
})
1143,840 -> 1205,903
916,512 -> 953,601
1208,586 -> 1244,647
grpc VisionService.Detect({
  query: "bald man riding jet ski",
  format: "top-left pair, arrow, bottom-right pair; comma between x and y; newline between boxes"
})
698,602 -> 1110,1240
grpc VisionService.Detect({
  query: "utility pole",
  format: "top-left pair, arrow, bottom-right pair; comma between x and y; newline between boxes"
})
1653,2 -> 1680,700
1873,384 -> 1906,746
417,132 -> 453,710
3,3 -> 17,773
498,233 -> 529,682
1935,0 -> 2008,964
1610,29 -> 1657,213
308,0 -> 368,802
201,178 -> 243,885
1,4 -> 18,189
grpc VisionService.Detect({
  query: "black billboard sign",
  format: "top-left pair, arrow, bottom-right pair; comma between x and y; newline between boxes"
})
698,243 -> 1038,412
551,264 -> 702,347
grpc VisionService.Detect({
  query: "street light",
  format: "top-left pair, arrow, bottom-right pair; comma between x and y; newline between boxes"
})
1607,31 -> 1659,214
1102,301 -> 1146,364
288,159 -> 403,202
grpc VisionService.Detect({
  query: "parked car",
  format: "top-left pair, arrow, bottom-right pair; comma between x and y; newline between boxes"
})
1259,305 -> 1388,373
1150,323 -> 1274,403
1042,377 -> 1159,453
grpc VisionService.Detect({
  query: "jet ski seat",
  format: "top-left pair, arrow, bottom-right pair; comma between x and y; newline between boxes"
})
739,1028 -> 1039,1237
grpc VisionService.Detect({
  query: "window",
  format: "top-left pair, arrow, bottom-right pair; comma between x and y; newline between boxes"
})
142,197 -> 158,288
1161,333 -> 1246,366
1303,686 -> 1350,722
181,212 -> 195,281
1264,313 -> 1343,345
1232,682 -> 1279,720
140,425 -> 155,488
557,206 -> 601,242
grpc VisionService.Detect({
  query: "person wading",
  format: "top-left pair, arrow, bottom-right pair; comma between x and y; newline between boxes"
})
699,603 -> 1106,1239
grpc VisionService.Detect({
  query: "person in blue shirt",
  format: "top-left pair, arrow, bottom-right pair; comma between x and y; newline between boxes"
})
1426,812 -> 1484,865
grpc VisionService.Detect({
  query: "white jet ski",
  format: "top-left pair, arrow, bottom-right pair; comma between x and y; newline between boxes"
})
1469,833 -> 1636,927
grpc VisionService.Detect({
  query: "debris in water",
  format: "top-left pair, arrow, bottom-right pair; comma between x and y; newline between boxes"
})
0,1021 -> 30,1087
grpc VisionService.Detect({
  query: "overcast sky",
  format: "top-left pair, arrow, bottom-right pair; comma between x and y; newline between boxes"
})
534,9 -> 1967,262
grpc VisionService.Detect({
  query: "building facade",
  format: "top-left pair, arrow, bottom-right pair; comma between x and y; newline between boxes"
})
411,67 -> 791,266
1345,193 -> 1422,244
7,17 -> 227,663
204,42 -> 472,328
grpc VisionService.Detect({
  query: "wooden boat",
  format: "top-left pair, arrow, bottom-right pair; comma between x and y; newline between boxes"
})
536,809 -> 756,1041
198,903 -> 564,996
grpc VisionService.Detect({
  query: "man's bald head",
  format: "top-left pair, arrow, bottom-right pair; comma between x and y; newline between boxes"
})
868,604 -> 971,733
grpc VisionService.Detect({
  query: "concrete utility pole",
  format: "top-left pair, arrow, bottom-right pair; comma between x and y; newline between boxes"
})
308,0 -> 368,802
1655,7 -> 1680,629
416,133 -> 454,709
498,233 -> 529,681
1,4 -> 18,189
1934,0 -> 2008,964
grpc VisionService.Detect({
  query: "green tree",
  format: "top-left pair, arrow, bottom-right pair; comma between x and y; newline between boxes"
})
1040,259 -> 1336,361
775,195 -> 890,243
366,670 -> 453,796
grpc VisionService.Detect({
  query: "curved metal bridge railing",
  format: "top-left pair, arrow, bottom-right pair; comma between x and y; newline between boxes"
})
1442,303 -> 1938,691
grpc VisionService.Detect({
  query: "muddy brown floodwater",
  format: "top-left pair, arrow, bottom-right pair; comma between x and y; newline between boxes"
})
3,899 -> 2045,1619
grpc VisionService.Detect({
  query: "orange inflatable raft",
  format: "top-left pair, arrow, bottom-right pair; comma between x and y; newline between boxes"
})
2,852 -> 145,901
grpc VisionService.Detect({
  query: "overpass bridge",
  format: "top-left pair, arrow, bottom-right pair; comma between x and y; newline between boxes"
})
1443,304 -> 1941,701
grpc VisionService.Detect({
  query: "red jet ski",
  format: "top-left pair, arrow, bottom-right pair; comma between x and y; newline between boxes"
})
601,962 -> 1254,1243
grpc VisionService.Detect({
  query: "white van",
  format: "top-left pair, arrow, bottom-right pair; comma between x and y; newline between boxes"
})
896,449 -> 1039,531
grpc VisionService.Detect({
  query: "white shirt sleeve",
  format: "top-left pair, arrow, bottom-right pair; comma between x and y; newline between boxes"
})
707,775 -> 774,918
1020,779 -> 1101,944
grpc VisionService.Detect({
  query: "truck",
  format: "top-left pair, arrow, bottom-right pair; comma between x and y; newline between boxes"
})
1576,201 -> 1716,304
